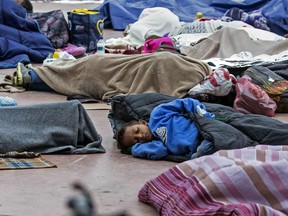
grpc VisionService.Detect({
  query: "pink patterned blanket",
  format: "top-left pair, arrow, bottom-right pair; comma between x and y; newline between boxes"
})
139,145 -> 288,216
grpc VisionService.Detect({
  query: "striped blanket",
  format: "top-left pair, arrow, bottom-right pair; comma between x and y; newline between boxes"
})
139,145 -> 288,216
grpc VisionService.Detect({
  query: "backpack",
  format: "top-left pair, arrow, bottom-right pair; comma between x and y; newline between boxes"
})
244,66 -> 288,113
27,10 -> 69,48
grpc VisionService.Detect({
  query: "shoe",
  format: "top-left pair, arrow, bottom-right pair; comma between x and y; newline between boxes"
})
61,43 -> 86,57
12,62 -> 32,86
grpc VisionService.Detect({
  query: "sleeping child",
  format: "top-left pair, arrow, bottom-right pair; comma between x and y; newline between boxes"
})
116,96 -> 288,161
116,98 -> 215,160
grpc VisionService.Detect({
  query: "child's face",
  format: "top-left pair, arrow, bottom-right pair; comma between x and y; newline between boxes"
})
122,121 -> 154,149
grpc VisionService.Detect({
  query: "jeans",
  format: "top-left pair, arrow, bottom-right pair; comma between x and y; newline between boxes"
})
25,69 -> 54,92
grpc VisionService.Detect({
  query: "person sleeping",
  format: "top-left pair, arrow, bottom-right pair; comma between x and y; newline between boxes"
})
115,96 -> 288,161
11,52 -> 211,101
116,98 -> 215,160
0,100 -> 105,154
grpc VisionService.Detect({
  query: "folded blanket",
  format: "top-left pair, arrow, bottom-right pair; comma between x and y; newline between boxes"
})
0,151 -> 56,170
32,52 -> 211,101
0,74 -> 25,92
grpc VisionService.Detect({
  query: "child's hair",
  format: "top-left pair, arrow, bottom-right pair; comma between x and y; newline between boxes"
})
116,120 -> 139,154
20,0 -> 33,13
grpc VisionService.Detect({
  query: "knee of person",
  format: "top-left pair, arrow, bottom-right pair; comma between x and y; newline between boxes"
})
153,52 -> 175,61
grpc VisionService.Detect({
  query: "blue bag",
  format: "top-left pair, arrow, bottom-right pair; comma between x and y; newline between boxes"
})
68,9 -> 104,52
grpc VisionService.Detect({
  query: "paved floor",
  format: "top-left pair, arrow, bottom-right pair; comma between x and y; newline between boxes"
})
1,2 -> 288,216
0,2 -> 173,216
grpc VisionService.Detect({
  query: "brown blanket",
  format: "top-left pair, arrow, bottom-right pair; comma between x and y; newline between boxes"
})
181,27 -> 288,59
32,52 -> 211,101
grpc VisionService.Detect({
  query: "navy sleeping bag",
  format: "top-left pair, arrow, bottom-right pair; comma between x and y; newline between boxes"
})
97,0 -> 288,36
0,0 -> 54,69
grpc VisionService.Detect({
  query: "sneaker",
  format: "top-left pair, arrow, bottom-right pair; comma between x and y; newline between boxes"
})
12,63 -> 32,86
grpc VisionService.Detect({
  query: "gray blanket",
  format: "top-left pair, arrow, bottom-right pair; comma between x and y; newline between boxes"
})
32,52 -> 211,101
181,27 -> 288,59
0,101 -> 105,154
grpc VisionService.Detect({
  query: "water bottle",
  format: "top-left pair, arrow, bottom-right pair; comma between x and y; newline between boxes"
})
0,96 -> 17,107
97,37 -> 105,54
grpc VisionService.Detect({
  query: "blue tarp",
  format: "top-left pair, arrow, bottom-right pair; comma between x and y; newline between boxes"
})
97,0 -> 288,36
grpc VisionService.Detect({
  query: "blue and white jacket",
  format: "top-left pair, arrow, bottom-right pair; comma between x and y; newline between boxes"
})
131,98 -> 215,160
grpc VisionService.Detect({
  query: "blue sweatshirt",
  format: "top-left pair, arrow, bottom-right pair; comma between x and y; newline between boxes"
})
131,98 -> 215,160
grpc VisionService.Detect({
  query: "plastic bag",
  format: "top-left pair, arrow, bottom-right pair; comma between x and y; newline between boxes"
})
188,67 -> 237,96
233,75 -> 277,117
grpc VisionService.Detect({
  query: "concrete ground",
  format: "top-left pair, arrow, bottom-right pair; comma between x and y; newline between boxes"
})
1,2 -> 288,216
0,2 -> 174,216
32,1 -> 102,19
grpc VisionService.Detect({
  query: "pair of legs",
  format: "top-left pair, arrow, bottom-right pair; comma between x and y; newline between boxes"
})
13,63 -> 53,91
